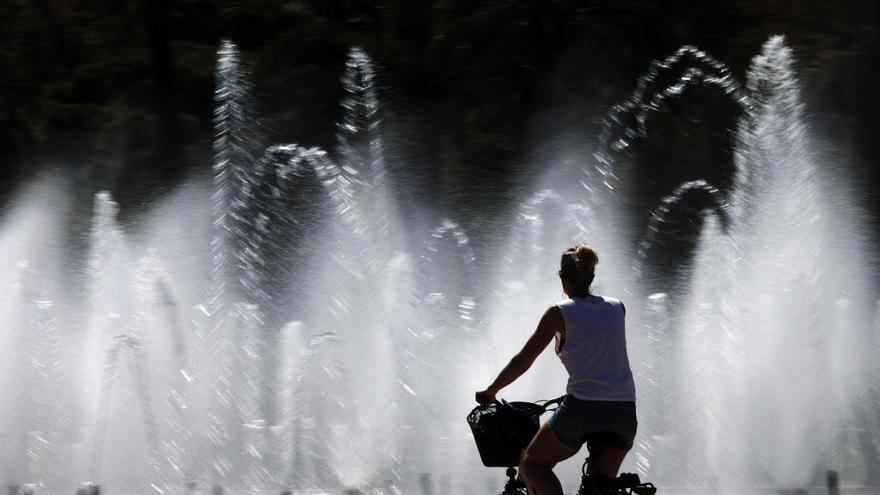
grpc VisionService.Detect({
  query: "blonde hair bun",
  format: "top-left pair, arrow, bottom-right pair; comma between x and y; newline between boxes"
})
560,244 -> 599,297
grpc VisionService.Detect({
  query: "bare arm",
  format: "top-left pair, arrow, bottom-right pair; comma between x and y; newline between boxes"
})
476,306 -> 564,404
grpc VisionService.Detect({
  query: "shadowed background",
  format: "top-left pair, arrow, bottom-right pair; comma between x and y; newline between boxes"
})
1,1 -> 878,234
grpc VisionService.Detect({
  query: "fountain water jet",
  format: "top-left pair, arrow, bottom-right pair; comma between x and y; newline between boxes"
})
632,179 -> 729,277
655,35 -> 878,491
593,45 -> 751,192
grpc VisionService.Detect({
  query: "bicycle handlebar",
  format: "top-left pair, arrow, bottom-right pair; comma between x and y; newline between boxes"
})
474,394 -> 566,414
539,395 -> 565,410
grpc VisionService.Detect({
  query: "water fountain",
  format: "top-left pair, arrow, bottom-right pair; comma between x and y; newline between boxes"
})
0,34 -> 877,495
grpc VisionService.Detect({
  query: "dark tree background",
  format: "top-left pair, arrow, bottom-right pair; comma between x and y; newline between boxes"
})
1,0 -> 878,226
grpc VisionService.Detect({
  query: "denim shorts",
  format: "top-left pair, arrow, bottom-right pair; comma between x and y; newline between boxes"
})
548,395 -> 637,450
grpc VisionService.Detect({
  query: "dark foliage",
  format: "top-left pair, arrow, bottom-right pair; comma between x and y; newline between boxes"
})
1,1 -> 877,214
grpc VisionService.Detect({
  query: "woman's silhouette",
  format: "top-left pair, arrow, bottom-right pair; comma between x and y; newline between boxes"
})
476,244 -> 637,495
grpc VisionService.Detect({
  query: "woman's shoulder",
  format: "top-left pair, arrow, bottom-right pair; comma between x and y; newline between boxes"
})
584,294 -> 625,313
557,295 -> 625,310
555,298 -> 577,308
595,295 -> 623,305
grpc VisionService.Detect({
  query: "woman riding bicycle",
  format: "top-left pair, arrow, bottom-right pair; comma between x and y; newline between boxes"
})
476,244 -> 637,495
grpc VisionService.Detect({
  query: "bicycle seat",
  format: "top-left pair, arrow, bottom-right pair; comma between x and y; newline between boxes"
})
583,431 -> 627,452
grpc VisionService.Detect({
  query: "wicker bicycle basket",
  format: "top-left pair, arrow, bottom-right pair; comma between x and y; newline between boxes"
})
467,401 -> 545,467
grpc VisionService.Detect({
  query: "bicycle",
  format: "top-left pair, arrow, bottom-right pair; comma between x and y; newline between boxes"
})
467,396 -> 657,495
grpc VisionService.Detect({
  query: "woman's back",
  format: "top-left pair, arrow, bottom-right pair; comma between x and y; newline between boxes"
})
555,295 -> 635,402
476,244 -> 639,494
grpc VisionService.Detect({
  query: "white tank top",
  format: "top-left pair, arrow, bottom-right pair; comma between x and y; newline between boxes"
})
554,295 -> 636,401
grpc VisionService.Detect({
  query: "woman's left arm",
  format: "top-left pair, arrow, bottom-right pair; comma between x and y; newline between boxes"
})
476,305 -> 563,404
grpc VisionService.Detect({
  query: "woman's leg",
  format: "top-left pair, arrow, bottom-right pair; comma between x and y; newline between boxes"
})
592,446 -> 628,478
520,423 -> 579,495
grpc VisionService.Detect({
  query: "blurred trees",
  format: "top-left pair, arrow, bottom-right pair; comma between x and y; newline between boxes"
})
0,0 -> 877,209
